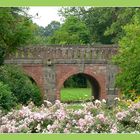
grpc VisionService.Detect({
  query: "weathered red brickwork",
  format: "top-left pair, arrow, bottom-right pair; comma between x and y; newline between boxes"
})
22,64 -> 45,97
20,64 -> 107,101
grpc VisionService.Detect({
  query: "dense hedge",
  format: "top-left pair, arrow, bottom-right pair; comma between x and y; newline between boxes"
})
0,65 -> 43,108
0,81 -> 16,111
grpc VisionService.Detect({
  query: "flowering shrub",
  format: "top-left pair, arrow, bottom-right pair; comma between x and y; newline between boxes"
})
0,99 -> 140,133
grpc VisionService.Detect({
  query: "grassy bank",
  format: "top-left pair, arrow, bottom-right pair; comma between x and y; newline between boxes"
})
60,88 -> 92,103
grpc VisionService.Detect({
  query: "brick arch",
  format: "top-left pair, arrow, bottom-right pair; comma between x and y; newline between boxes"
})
56,65 -> 107,100
21,64 -> 45,98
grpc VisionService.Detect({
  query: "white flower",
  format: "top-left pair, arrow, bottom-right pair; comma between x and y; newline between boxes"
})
102,99 -> 106,103
66,123 -> 71,128
74,109 -> 84,115
110,124 -> 118,133
95,100 -> 101,107
78,118 -> 87,127
44,100 -> 52,107
36,123 -> 41,132
116,111 -> 128,121
18,123 -> 28,131
1,116 -> 8,124
55,109 -> 66,120
18,106 -> 32,118
114,97 -> 120,101
84,114 -> 93,124
96,114 -> 106,123
72,119 -> 76,125
55,100 -> 61,105
64,128 -> 70,133
33,112 -> 46,121
47,125 -> 51,131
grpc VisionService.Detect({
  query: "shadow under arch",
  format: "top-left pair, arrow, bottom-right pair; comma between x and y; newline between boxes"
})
22,71 -> 44,98
59,72 -> 101,100
84,73 -> 100,100
28,76 -> 38,85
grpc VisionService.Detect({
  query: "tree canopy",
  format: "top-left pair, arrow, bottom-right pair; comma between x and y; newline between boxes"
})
0,7 -> 34,65
28,21 -> 61,45
47,16 -> 90,45
44,21 -> 61,37
59,7 -> 140,44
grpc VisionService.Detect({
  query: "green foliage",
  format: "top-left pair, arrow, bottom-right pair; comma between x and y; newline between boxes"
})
30,84 -> 43,106
0,65 -> 43,106
64,74 -> 89,88
44,21 -> 61,37
28,23 -> 48,45
0,81 -> 16,111
48,16 -> 90,45
59,7 -> 140,44
81,7 -> 115,44
113,16 -> 140,98
0,7 -> 35,65
104,8 -> 139,43
28,21 -> 61,45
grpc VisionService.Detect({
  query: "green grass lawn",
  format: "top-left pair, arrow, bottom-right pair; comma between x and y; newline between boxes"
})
60,88 -> 92,103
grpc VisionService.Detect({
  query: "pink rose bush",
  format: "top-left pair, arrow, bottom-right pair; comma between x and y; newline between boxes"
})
0,99 -> 140,133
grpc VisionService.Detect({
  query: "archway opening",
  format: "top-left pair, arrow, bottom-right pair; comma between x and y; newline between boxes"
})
60,73 -> 100,103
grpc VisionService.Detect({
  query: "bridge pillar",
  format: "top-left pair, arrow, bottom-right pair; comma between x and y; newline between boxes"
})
43,65 -> 57,103
106,64 -> 119,103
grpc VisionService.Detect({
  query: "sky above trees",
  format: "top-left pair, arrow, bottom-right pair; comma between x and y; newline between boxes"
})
28,7 -> 61,27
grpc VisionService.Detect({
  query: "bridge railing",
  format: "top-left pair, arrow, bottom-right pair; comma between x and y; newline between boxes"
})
5,45 -> 118,64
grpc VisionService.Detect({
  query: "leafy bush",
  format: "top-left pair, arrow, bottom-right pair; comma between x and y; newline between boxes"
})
30,84 -> 43,106
113,16 -> 140,99
0,65 -> 43,106
0,81 -> 15,111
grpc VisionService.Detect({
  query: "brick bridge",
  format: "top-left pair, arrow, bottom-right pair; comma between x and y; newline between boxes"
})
5,45 -> 118,102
